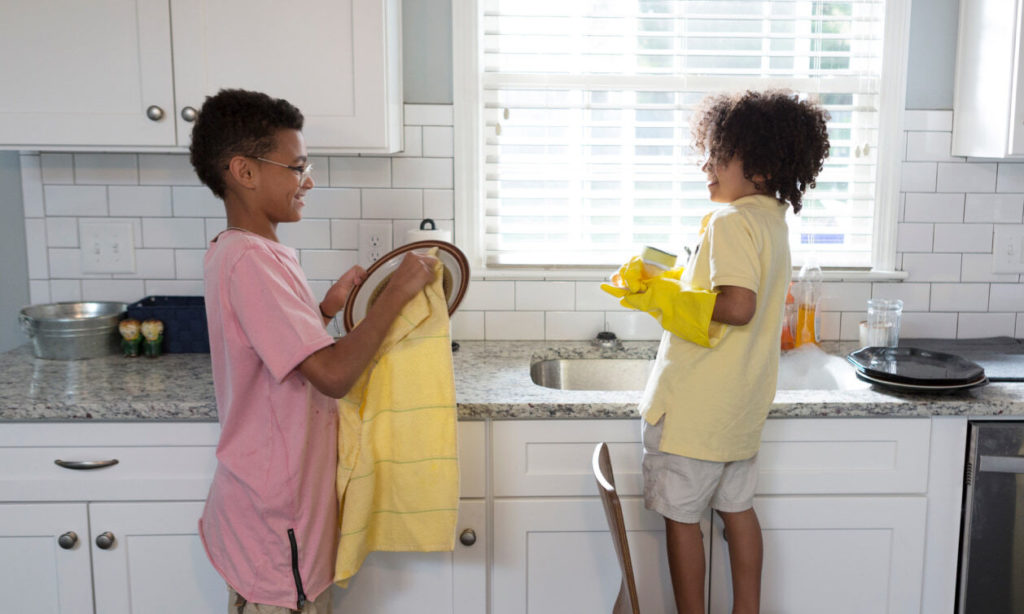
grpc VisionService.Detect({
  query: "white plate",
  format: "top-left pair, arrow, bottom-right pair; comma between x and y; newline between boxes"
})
342,241 -> 469,332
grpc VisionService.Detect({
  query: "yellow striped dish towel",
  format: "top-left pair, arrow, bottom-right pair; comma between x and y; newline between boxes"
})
334,250 -> 459,587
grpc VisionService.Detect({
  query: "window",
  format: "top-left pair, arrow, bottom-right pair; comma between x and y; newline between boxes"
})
454,0 -> 910,273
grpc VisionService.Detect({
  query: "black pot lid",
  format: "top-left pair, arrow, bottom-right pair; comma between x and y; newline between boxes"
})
846,346 -> 986,386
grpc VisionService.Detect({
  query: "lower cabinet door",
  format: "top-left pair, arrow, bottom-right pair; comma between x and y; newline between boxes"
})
709,496 -> 927,614
332,499 -> 487,614
492,497 -> 701,614
89,501 -> 224,613
0,503 -> 93,614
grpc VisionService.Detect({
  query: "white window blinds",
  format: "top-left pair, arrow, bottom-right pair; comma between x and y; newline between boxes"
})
479,0 -> 890,268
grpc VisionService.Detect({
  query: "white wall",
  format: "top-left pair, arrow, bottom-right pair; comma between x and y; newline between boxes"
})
15,106 -> 1024,342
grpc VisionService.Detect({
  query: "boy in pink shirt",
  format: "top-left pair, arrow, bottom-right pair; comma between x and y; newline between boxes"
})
189,89 -> 436,613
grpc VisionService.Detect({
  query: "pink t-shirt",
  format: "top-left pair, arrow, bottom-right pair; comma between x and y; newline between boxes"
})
199,230 -> 337,609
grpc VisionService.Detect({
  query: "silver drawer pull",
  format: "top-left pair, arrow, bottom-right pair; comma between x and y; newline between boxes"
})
54,459 -> 119,470
979,454 -> 1024,474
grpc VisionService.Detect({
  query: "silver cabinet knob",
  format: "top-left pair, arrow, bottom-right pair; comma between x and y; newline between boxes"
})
58,531 -> 78,550
459,528 -> 476,546
146,105 -> 165,121
95,531 -> 115,550
180,106 -> 198,122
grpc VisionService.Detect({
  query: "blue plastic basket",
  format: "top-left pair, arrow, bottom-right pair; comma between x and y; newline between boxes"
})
126,296 -> 209,353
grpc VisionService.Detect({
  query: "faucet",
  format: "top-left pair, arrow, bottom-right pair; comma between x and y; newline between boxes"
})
594,331 -> 623,350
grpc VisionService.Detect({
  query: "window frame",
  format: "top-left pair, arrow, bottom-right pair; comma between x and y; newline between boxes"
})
453,0 -> 912,280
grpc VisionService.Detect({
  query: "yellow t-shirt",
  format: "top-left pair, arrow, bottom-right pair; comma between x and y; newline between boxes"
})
638,194 -> 791,462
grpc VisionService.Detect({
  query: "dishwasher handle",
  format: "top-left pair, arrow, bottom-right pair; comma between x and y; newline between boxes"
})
54,459 -> 119,470
979,454 -> 1024,474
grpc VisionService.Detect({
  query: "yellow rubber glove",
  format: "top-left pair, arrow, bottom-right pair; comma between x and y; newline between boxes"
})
601,256 -> 725,348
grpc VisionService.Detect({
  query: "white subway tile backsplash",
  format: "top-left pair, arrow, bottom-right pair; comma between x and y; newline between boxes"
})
139,154 -> 201,185
930,283 -> 990,311
392,158 -> 453,189
871,282 -> 931,311
901,312 -> 958,338
964,193 -> 1024,223
958,313 -> 1016,338
392,126 -> 423,157
44,185 -> 107,216
110,186 -> 173,217
45,218 -> 78,248
113,249 -> 176,280
989,283 -> 1024,311
41,153 -> 74,184
82,279 -> 145,303
546,311 -> 605,340
205,218 -> 228,243
331,220 -> 359,250
74,153 -> 137,185
902,253 -> 962,282
936,162 -> 997,192
901,163 -> 937,192
903,110 -> 953,131
24,219 -> 48,279
820,311 -> 843,341
516,281 -> 575,310
451,311 -> 485,340
575,281 -> 615,311
49,280 -> 81,302
300,250 -> 358,281
905,131 -> 960,162
404,104 -> 454,126
605,311 -> 663,340
460,281 -> 515,310
904,193 -> 964,222
819,282 -> 871,311
29,280 -> 50,305
171,186 -> 221,217
423,126 -> 454,157
278,219 -> 332,249
329,157 -> 391,187
144,280 -> 204,296
393,219 -> 423,246
362,189 -> 423,219
309,156 -> 330,187
960,254 -> 1020,282
932,224 -> 992,253
303,188 -> 361,218
142,218 -> 207,248
48,248 -> 88,278
423,190 -> 454,220
837,312 -> 862,341
896,223 -> 933,252
174,250 -> 205,280
996,163 -> 1024,192
486,311 -> 544,340
20,154 -> 44,218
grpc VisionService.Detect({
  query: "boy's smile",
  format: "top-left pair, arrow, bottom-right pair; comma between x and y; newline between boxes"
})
704,156 -> 766,204
257,128 -> 313,225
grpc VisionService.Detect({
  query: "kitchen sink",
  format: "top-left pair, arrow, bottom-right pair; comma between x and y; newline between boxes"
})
530,358 -> 654,391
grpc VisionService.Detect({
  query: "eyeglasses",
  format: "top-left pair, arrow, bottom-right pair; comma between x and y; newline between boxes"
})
253,157 -> 313,184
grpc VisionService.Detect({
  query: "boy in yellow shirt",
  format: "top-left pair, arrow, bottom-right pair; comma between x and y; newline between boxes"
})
639,90 -> 830,614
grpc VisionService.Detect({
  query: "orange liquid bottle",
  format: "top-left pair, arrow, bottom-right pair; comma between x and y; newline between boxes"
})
794,303 -> 817,347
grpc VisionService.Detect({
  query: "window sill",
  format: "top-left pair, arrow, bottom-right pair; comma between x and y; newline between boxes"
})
471,266 -> 910,282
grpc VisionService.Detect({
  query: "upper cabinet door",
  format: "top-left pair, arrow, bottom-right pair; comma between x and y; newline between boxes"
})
0,0 -> 176,147
170,0 -> 403,154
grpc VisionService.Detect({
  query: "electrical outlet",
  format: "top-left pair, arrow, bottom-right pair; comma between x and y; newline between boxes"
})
358,221 -> 393,266
992,226 -> 1024,273
79,221 -> 135,273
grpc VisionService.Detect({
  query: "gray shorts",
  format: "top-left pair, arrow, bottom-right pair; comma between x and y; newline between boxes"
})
641,417 -> 759,524
228,585 -> 332,614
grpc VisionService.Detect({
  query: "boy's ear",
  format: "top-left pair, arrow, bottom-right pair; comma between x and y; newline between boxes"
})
226,156 -> 259,190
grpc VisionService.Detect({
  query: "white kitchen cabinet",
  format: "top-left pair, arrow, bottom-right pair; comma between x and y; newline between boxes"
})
0,0 -> 402,153
0,503 -> 93,614
952,0 -> 1024,157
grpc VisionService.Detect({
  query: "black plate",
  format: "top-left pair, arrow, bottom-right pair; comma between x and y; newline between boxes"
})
854,370 -> 988,393
846,346 -> 986,386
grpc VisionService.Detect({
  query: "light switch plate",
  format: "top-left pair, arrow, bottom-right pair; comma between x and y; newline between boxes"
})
992,226 -> 1024,273
80,221 -> 136,273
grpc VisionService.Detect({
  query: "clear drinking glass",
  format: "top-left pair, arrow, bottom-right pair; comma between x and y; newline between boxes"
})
865,298 -> 903,347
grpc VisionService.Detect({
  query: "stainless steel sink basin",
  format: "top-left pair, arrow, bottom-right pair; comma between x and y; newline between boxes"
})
530,358 -> 653,390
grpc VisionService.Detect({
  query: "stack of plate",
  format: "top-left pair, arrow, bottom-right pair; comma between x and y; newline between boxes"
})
846,347 -> 989,392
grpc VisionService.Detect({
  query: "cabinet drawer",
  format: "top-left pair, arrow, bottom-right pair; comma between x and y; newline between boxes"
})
493,418 -> 932,498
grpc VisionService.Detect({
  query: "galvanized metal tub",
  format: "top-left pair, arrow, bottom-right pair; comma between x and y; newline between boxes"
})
19,302 -> 127,360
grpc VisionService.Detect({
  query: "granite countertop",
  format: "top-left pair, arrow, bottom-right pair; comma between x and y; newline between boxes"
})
1,341 -> 1023,422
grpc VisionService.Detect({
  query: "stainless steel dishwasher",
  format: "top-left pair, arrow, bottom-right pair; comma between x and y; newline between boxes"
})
958,421 -> 1024,613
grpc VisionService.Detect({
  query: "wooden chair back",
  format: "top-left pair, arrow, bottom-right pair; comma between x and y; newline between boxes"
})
592,442 -> 641,614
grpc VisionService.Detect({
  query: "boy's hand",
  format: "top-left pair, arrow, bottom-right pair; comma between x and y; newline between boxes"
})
378,252 -> 438,307
320,265 -> 367,320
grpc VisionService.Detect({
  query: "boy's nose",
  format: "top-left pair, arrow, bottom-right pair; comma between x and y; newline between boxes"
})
302,175 -> 315,189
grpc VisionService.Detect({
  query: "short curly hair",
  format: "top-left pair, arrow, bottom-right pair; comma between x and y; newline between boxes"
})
189,89 -> 304,199
690,90 -> 830,214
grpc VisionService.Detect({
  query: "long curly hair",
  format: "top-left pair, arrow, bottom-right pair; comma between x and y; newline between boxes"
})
189,89 -> 304,199
690,90 -> 830,214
